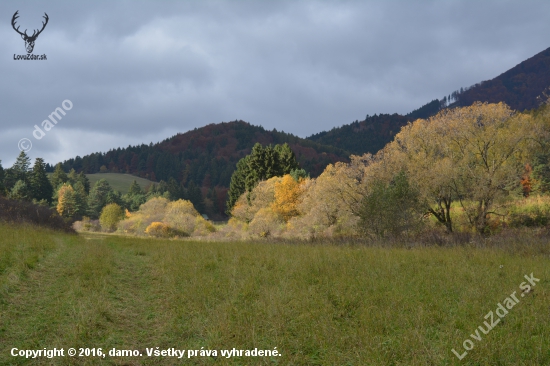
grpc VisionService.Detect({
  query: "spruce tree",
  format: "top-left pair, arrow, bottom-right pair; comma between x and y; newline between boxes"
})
9,180 -> 31,201
226,143 -> 301,215
87,179 -> 114,218
128,180 -> 142,196
226,155 -> 250,214
67,169 -> 78,186
275,143 -> 299,174
30,158 -> 54,203
73,181 -> 88,217
77,172 -> 91,194
187,181 -> 205,213
10,151 -> 31,186
50,163 -> 68,190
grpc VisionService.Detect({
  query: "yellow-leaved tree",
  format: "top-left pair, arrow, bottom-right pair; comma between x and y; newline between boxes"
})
56,183 -> 76,218
382,102 -> 536,233
271,174 -> 306,222
99,203 -> 124,232
288,155 -> 372,238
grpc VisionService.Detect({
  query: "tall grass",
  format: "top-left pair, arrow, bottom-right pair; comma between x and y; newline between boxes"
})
0,224 -> 549,365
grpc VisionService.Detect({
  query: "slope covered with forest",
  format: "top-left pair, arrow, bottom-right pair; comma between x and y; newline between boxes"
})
306,113 -> 410,156
449,47 -> 550,111
308,47 -> 550,155
59,120 -> 349,190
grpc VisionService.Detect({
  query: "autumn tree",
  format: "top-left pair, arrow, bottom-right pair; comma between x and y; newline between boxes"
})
383,102 -> 536,233
272,174 -> 305,222
99,203 -> 124,232
288,155 -> 372,238
231,176 -> 280,223
57,183 -> 77,218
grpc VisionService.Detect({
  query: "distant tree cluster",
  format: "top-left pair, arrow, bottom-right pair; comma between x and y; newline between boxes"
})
226,142 -> 301,214
0,152 -> 219,231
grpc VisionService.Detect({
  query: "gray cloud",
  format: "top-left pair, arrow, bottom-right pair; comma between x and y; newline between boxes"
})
1,0 -> 550,166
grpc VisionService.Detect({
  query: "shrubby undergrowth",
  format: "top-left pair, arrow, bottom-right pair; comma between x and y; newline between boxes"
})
0,197 -> 74,233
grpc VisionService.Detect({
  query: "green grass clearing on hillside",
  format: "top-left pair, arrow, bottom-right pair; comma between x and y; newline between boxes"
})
0,224 -> 549,365
86,173 -> 154,194
47,172 -> 154,194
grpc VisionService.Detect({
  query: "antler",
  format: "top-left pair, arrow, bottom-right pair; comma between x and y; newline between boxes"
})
36,13 -> 48,36
11,11 -> 49,39
29,13 -> 49,39
11,10 -> 27,37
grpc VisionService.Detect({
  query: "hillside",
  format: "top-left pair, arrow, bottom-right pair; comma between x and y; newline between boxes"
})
58,121 -> 350,217
308,47 -> 550,155
449,46 -> 550,111
307,113 -> 410,156
60,121 -> 349,185
86,173 -> 155,194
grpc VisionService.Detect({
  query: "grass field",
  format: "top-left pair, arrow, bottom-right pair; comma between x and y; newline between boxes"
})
0,223 -> 549,365
85,173 -> 154,194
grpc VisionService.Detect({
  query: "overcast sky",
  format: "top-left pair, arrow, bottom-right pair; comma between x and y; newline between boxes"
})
1,0 -> 550,167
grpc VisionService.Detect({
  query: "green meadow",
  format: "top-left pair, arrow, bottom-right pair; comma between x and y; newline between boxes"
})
84,174 -> 154,194
0,223 -> 549,365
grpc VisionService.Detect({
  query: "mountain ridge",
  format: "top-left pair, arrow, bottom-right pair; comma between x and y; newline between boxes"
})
307,46 -> 550,155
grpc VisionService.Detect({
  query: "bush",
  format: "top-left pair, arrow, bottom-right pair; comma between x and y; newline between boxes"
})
0,197 -> 74,233
144,222 -> 186,238
99,203 -> 124,232
116,198 -> 211,237
507,195 -> 550,227
357,171 -> 424,238
248,208 -> 283,238
73,216 -> 101,232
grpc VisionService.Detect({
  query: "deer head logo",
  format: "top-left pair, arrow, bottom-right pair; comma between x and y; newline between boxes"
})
12,10 -> 49,54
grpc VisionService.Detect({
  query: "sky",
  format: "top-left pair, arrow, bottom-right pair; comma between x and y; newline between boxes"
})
1,0 -> 550,167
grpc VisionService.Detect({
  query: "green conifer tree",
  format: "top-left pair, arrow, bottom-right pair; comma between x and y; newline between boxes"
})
77,172 -> 91,194
87,179 -> 115,218
30,158 -> 54,203
73,181 -> 88,217
50,163 -> 68,191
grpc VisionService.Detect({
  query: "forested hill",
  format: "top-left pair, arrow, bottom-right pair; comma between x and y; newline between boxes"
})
308,47 -> 550,155
306,113 -> 410,156
448,47 -> 550,111
58,120 -> 350,188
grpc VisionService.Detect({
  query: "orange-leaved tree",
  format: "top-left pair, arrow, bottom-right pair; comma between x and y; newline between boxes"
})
271,174 -> 306,222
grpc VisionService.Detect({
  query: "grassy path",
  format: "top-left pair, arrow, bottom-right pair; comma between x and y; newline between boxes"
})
0,232 -> 170,365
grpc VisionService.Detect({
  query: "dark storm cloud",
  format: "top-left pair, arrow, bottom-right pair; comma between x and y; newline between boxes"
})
1,0 -> 550,166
